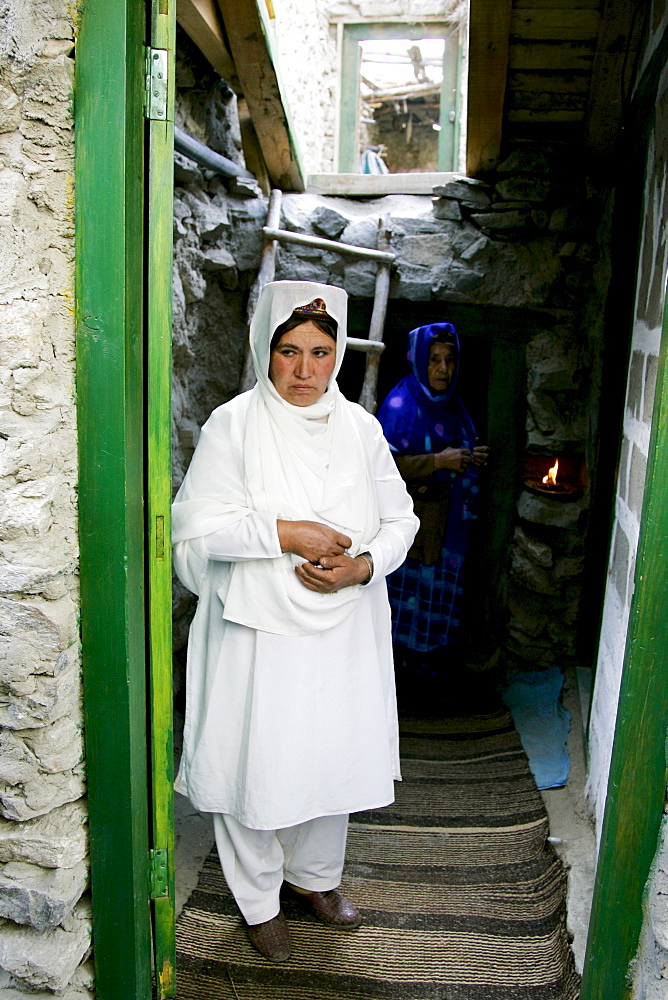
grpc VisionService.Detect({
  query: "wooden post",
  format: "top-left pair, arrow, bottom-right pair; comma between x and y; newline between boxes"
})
358,215 -> 392,414
76,1 -> 153,997
240,189 -> 282,391
147,0 -> 176,994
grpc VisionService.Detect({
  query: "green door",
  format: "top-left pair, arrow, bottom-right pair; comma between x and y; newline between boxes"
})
76,0 -> 176,996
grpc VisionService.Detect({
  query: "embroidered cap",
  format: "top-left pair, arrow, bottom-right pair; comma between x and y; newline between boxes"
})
293,297 -> 330,318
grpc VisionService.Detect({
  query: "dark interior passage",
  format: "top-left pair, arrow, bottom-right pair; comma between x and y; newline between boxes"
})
341,299 -> 545,679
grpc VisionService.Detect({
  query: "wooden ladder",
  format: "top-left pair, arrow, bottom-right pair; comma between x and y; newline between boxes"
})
241,189 -> 395,413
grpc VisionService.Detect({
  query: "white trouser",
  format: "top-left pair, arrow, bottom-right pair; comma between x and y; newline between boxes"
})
213,813 -> 349,925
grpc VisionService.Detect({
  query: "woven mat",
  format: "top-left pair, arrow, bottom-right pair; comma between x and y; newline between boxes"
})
176,709 -> 580,999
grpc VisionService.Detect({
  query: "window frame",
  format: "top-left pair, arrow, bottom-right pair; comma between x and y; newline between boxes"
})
337,21 -> 462,175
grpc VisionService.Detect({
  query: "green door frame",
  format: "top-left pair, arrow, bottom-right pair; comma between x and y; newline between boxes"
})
146,1 -> 177,995
579,279 -> 668,998
579,32 -> 668,999
76,0 -> 176,997
76,0 -> 152,995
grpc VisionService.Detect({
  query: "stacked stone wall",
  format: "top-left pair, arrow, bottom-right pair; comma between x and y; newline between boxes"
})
0,2 -> 92,996
172,32 -> 265,660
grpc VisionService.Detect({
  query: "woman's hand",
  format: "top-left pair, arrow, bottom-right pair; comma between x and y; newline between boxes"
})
433,439 -> 490,472
472,441 -> 490,467
277,519 -> 352,564
434,447 -> 472,472
295,553 -> 370,593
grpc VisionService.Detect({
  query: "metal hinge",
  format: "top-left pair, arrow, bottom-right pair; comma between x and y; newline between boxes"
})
149,847 -> 169,899
144,47 -> 168,121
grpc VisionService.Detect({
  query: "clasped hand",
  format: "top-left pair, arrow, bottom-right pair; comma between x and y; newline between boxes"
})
276,519 -> 368,593
434,438 -> 490,472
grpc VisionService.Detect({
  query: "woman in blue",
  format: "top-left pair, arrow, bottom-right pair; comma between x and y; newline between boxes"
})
377,322 -> 489,707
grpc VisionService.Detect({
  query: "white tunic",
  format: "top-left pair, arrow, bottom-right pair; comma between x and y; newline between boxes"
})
174,394 -> 418,831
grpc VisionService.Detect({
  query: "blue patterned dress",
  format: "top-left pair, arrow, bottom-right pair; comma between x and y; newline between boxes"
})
377,323 -> 479,654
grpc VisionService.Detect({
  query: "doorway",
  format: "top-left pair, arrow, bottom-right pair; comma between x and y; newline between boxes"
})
341,297 -> 529,668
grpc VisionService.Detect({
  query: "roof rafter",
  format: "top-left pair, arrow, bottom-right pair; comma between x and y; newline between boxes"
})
466,0 -> 513,176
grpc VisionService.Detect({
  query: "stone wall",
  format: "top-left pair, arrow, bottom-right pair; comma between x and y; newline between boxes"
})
0,2 -> 92,996
172,31 -> 264,656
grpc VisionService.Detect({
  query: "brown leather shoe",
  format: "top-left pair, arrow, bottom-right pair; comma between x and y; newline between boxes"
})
245,910 -> 291,962
284,884 -> 362,929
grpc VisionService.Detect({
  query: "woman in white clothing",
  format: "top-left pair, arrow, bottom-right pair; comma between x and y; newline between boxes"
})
172,280 -> 418,962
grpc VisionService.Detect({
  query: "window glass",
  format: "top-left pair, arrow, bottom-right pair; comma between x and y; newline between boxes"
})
358,38 -> 446,174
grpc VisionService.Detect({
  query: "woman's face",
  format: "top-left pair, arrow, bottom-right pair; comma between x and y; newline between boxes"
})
427,342 -> 456,393
269,321 -> 337,406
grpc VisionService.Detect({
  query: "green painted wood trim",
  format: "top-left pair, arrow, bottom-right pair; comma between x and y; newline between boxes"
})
437,30 -> 458,171
452,43 -> 463,172
338,21 -> 457,173
339,28 -> 362,173
580,279 -> 668,998
75,2 -> 152,999
147,2 -> 176,996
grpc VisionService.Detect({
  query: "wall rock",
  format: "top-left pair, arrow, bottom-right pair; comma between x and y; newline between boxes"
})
0,0 -> 89,991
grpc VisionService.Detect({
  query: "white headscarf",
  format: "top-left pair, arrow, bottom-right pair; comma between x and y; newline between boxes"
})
173,280 -> 381,636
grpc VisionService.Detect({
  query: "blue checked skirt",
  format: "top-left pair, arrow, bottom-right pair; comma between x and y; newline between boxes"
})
387,547 -> 466,653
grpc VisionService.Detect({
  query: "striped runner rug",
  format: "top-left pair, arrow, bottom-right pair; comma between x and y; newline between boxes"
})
176,709 -> 580,999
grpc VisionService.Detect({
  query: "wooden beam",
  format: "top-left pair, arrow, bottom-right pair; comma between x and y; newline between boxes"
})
177,0 -> 236,83
263,226 -> 396,263
307,172 -> 457,197
347,337 -> 386,356
507,108 -> 585,123
508,90 -> 588,112
358,216 -> 392,414
466,0 -> 513,176
509,41 -> 595,71
508,70 -> 591,93
513,0 -> 599,7
584,0 -> 647,164
510,8 -> 600,41
240,189 -> 282,391
216,0 -> 304,191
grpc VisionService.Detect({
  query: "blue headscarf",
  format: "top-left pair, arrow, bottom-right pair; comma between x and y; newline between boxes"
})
377,322 -> 479,553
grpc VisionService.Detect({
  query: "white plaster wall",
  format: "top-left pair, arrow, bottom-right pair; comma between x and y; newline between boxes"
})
0,1 -> 91,995
263,0 -> 339,175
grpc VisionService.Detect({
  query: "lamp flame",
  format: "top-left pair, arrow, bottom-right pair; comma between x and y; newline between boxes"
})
542,458 -> 559,487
